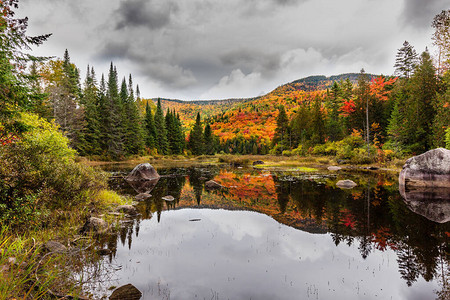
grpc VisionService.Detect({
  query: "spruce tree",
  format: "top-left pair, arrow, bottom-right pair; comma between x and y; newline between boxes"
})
394,41 -> 418,79
154,98 -> 169,154
204,123 -> 214,155
105,62 -> 124,158
145,102 -> 156,149
406,50 -> 437,152
123,75 -> 145,155
80,65 -> 101,155
189,112 -> 204,155
311,95 -> 326,145
273,105 -> 290,150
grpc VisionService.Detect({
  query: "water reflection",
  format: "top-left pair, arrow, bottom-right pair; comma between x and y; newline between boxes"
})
96,166 -> 449,299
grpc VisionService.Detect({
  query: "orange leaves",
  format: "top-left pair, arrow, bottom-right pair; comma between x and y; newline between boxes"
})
340,99 -> 356,117
369,76 -> 397,101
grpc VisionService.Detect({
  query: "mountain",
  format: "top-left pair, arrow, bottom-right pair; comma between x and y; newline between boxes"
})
152,73 -> 378,143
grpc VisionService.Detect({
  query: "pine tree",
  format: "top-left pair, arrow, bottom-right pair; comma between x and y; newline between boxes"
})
394,41 -> 418,79
189,112 -> 204,155
154,98 -> 169,154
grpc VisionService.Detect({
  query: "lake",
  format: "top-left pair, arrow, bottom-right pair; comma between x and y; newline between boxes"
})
88,164 -> 449,300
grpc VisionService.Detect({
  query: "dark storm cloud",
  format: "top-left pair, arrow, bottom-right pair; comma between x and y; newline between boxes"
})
97,42 -> 130,60
115,0 -> 178,30
220,49 -> 281,76
401,0 -> 449,29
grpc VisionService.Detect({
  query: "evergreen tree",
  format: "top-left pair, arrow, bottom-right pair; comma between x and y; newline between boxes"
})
154,98 -> 169,154
394,41 -> 418,79
406,50 -> 437,152
105,62 -> 124,158
189,112 -> 204,155
432,71 -> 450,147
272,105 -> 290,150
121,75 -> 144,155
145,102 -> 156,149
386,100 -> 404,151
204,123 -> 214,155
80,65 -> 101,155
326,81 -> 344,141
311,95 -> 326,145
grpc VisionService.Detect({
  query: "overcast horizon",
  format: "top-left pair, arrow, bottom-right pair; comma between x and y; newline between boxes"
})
19,0 -> 449,100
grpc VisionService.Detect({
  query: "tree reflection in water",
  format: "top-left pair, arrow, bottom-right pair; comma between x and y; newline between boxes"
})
104,166 -> 449,298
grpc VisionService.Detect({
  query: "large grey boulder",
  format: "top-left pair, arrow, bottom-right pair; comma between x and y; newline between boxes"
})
126,163 -> 160,182
126,163 -> 160,194
399,148 -> 450,188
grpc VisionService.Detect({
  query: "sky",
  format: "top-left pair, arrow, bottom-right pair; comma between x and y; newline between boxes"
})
18,0 -> 449,100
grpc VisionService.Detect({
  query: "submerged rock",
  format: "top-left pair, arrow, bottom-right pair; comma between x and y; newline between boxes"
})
253,160 -> 264,166
116,205 -> 138,216
328,166 -> 342,171
135,193 -> 152,201
205,180 -> 224,190
126,163 -> 160,182
109,283 -> 142,300
336,180 -> 357,189
399,148 -> 450,188
44,241 -> 67,253
81,217 -> 108,234
162,195 -> 175,201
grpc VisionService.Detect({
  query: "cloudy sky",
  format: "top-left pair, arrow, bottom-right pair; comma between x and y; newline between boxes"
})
18,0 -> 448,100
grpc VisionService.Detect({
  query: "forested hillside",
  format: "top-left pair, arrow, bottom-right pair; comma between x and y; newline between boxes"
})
2,5 -> 449,161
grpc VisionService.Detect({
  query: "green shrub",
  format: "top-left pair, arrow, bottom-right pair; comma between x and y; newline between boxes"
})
0,113 -> 106,228
446,127 -> 450,149
282,150 -> 293,156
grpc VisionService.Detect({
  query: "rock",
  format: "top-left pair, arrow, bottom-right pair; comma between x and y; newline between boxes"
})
199,176 -> 208,181
205,180 -> 224,190
135,193 -> 151,201
116,205 -> 138,216
399,148 -> 450,188
109,283 -> 142,300
125,163 -> 160,182
336,180 -> 357,189
44,241 -> 67,253
162,195 -> 175,201
253,160 -> 264,166
327,166 -> 342,171
81,217 -> 108,234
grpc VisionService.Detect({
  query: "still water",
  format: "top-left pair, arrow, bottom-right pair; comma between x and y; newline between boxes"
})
91,165 -> 449,300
